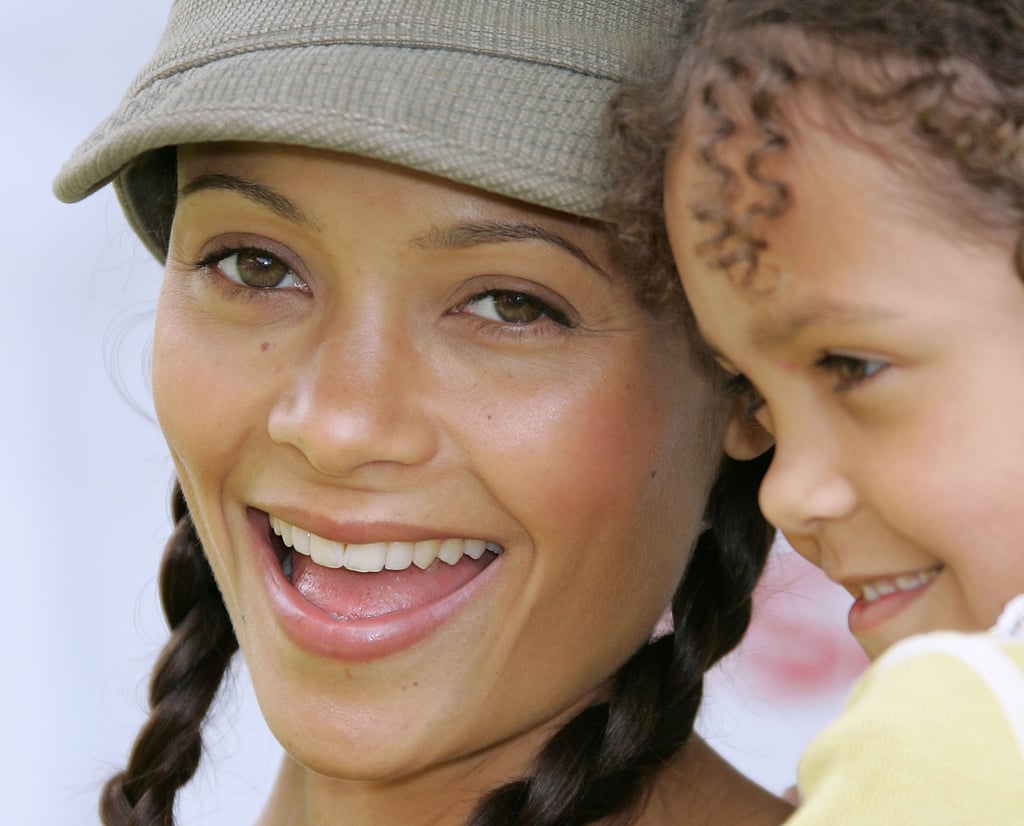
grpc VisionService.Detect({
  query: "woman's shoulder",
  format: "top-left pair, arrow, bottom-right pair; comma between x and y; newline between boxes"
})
638,736 -> 793,826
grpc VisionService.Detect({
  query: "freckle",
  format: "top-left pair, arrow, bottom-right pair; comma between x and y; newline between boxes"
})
412,681 -> 419,688
260,341 -> 270,352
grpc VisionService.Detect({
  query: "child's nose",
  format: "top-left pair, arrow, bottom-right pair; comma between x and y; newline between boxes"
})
757,427 -> 858,541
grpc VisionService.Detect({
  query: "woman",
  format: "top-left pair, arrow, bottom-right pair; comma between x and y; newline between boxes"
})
55,1 -> 785,824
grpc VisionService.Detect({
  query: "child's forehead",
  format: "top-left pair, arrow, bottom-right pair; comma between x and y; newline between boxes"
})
674,93 -> 1010,273
675,21 -> 1021,247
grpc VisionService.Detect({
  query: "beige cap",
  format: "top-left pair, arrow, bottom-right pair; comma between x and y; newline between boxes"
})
54,0 -> 687,260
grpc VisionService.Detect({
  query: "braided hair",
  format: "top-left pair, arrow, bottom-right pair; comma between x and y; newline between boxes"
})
99,483 -> 238,826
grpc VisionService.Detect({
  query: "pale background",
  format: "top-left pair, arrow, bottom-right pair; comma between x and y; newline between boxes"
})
2,3 -> 865,822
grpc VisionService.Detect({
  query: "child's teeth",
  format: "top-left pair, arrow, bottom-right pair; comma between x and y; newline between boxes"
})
859,567 -> 941,603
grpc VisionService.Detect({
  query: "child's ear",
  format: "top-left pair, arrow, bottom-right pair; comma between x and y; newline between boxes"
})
722,398 -> 774,460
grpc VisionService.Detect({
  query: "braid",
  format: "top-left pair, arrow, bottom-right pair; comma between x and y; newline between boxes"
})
468,452 -> 774,826
676,452 -> 775,675
99,482 -> 238,825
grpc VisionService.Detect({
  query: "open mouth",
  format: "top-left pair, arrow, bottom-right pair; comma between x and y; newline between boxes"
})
850,565 -> 943,604
267,513 -> 504,622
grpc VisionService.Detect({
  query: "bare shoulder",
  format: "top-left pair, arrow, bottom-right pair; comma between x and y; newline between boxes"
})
638,736 -> 794,826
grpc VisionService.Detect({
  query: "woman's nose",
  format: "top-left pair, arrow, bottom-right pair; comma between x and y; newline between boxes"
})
267,321 -> 440,479
757,422 -> 858,540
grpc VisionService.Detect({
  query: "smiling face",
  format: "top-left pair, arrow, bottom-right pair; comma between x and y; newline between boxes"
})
668,115 -> 1024,661
153,143 -> 724,806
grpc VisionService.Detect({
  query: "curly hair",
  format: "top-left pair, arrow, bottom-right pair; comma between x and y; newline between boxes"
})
607,0 -> 1024,283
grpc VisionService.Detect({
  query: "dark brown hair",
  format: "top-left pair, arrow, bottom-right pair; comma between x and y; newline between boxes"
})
607,0 -> 1024,283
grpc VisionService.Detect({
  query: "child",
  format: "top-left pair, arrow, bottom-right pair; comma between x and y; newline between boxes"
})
607,0 -> 1024,822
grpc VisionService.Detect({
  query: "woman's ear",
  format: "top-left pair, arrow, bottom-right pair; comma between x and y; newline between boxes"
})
722,397 -> 774,460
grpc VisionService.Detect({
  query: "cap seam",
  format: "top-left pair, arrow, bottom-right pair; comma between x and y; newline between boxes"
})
131,35 -> 622,97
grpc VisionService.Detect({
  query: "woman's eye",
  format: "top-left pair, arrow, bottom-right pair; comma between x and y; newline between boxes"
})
819,354 -> 888,386
462,290 -> 570,326
207,248 -> 304,290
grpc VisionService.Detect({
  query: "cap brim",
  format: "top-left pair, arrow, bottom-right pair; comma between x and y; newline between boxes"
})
55,43 -> 614,258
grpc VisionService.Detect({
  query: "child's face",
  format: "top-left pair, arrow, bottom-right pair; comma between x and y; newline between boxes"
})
667,118 -> 1024,660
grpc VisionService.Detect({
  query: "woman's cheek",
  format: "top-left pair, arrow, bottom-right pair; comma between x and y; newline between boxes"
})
152,285 -> 269,473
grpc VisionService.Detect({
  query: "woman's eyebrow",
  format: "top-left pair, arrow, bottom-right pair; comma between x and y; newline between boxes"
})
413,220 -> 612,280
179,173 -> 319,231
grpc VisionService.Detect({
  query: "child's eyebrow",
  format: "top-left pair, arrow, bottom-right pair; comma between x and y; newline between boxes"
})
749,299 -> 898,350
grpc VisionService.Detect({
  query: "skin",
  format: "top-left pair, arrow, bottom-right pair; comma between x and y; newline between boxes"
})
668,109 -> 1024,662
153,143 -> 788,824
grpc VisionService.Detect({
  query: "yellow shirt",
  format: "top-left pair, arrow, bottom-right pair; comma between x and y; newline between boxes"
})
787,603 -> 1024,825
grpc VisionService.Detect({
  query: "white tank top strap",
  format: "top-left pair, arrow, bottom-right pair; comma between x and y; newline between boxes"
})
992,594 -> 1024,640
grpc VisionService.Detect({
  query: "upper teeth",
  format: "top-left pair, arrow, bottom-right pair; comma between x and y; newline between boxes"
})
859,566 -> 941,603
270,515 -> 501,573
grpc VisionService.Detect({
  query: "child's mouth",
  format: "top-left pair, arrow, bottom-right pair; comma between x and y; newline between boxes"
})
850,565 -> 943,604
846,564 -> 945,647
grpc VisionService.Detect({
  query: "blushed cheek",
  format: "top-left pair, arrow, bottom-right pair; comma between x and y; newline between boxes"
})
515,371 -> 702,548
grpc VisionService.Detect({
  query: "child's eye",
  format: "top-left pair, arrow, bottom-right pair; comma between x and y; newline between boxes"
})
201,247 -> 306,291
462,290 -> 571,327
724,372 -> 765,422
818,354 -> 888,388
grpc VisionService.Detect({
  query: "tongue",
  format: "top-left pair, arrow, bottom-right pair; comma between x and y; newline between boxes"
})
291,553 -> 493,620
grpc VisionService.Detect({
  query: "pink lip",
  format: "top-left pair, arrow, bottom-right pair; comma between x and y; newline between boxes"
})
246,509 -> 503,662
846,573 -> 939,638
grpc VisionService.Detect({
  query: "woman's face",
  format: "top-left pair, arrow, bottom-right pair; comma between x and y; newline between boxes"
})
155,143 -> 724,789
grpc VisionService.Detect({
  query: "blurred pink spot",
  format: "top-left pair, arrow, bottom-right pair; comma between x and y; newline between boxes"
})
736,544 -> 868,697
